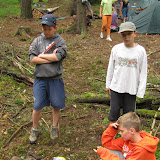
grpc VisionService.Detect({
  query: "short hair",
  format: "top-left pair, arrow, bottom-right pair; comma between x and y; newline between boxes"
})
118,112 -> 141,132
42,24 -> 56,28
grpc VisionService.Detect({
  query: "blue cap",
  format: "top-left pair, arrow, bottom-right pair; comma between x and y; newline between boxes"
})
41,14 -> 56,26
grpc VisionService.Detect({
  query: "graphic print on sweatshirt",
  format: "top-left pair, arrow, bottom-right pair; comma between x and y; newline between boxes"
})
122,144 -> 133,158
42,41 -> 57,54
118,57 -> 138,68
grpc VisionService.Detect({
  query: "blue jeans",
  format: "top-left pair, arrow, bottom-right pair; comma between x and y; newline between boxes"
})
122,7 -> 128,18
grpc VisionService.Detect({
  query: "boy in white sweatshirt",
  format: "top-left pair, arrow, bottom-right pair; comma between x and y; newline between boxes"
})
105,22 -> 147,122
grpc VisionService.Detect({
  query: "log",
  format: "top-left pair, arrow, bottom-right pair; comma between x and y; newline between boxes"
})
73,95 -> 160,108
2,70 -> 33,86
137,109 -> 160,120
74,97 -> 110,105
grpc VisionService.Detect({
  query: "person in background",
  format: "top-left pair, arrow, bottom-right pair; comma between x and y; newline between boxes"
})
85,0 -> 94,20
105,22 -> 147,123
100,0 -> 118,41
114,0 -> 122,20
94,112 -> 159,160
111,7 -> 119,32
121,0 -> 130,22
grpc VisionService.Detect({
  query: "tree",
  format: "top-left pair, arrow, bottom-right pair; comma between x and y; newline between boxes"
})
48,0 -> 53,3
76,0 -> 87,34
20,0 -> 33,19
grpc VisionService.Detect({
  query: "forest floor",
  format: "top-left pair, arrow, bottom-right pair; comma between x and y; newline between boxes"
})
0,1 -> 160,160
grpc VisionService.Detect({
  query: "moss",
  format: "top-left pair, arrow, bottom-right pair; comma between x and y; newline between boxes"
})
137,109 -> 160,119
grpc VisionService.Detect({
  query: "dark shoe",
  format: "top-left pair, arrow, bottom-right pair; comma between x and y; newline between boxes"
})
29,127 -> 39,144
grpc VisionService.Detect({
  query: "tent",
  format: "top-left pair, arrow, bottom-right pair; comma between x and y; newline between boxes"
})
128,0 -> 160,34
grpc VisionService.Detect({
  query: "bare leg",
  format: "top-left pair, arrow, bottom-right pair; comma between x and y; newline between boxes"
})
52,108 -> 60,127
32,109 -> 41,128
91,9 -> 94,18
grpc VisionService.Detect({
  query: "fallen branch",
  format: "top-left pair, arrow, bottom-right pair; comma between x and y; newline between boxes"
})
95,78 -> 105,82
3,121 -> 32,148
154,123 -> 160,137
11,104 -> 26,118
150,107 -> 160,135
2,70 -> 34,86
41,117 -> 49,129
76,115 -> 90,119
28,152 -> 42,160
13,59 -> 25,74
147,49 -> 160,57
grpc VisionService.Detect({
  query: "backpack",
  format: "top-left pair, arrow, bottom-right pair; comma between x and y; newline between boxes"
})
73,15 -> 91,26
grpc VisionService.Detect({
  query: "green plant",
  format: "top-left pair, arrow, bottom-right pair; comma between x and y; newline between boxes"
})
0,0 -> 20,19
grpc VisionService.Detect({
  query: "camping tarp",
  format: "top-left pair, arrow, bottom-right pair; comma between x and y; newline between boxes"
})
128,0 -> 160,34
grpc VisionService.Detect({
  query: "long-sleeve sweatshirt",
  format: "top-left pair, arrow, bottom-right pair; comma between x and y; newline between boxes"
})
106,43 -> 147,98
29,33 -> 67,79
97,125 -> 159,160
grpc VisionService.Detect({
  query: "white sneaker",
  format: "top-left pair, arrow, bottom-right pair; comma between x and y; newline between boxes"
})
106,37 -> 112,41
100,32 -> 103,39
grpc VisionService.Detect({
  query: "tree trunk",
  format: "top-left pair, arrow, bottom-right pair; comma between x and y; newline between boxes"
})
20,0 -> 33,19
69,0 -> 77,16
76,0 -> 87,34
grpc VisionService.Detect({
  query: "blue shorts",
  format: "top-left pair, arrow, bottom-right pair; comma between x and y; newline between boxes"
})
33,78 -> 65,110
122,7 -> 128,18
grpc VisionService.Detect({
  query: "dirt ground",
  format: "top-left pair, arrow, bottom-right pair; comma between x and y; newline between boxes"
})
1,14 -> 160,94
0,2 -> 160,160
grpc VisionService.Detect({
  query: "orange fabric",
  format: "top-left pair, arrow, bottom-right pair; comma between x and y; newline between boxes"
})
97,125 -> 159,160
101,15 -> 112,36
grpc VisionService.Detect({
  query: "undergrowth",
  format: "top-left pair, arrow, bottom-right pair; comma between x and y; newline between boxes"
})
0,0 -> 160,160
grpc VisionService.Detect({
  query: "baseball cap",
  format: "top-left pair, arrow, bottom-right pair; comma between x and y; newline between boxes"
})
119,22 -> 136,33
41,14 -> 56,26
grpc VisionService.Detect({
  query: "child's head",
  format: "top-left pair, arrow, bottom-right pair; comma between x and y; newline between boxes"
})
41,14 -> 57,39
118,112 -> 140,131
118,112 -> 141,141
119,22 -> 137,47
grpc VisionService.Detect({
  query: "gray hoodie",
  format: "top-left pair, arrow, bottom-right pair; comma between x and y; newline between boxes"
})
29,33 -> 67,79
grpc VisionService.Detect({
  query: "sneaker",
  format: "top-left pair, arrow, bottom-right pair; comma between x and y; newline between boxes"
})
50,126 -> 59,140
100,32 -> 103,39
29,127 -> 39,144
106,37 -> 112,41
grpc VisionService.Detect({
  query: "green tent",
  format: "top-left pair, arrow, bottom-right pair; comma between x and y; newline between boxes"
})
128,0 -> 160,34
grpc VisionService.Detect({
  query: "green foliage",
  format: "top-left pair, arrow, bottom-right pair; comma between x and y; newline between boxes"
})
81,92 -> 109,99
137,109 -> 160,119
0,0 -> 20,19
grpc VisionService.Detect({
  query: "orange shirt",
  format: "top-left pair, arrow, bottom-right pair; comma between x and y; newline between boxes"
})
97,125 -> 159,160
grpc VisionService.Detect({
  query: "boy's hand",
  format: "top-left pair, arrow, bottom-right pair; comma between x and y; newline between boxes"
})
52,48 -> 58,54
105,88 -> 111,94
93,146 -> 100,153
110,122 -> 119,130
